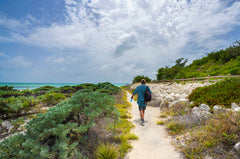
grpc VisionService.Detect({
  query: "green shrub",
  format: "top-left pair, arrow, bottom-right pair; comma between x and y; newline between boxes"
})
97,82 -> 120,94
0,90 -> 119,159
189,78 -> 240,108
0,90 -> 20,98
156,42 -> 240,80
0,96 -> 39,118
95,143 -> 119,159
32,85 -> 57,96
58,85 -> 76,93
73,83 -> 98,91
0,86 -> 14,91
167,121 -> 185,135
38,91 -> 66,106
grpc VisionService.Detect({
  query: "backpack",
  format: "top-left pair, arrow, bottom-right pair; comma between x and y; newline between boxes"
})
144,86 -> 151,103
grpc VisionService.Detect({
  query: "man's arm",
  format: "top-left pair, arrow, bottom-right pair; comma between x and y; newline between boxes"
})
131,87 -> 138,99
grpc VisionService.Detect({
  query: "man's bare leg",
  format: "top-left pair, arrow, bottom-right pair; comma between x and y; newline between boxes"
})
140,110 -> 145,126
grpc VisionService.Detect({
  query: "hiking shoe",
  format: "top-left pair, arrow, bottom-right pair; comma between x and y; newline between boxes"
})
141,121 -> 145,126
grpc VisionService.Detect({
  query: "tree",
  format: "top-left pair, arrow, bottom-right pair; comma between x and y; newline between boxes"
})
156,58 -> 188,80
132,75 -> 151,84
175,58 -> 188,67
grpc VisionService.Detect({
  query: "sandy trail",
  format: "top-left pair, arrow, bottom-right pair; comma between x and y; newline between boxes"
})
124,91 -> 183,159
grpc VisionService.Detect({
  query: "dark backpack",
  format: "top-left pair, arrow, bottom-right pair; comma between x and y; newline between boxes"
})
144,86 -> 151,103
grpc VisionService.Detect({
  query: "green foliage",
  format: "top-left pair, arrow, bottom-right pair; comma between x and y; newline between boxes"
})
0,90 -> 20,98
113,91 -> 135,157
156,120 -> 165,125
0,86 -> 15,91
189,78 -> 240,108
0,90 -> 119,159
132,75 -> 151,83
33,85 -> 56,92
38,91 -> 66,106
95,143 -> 119,159
156,58 -> 188,80
10,117 -> 25,133
167,121 -> 185,135
0,134 -> 27,159
0,96 -> 39,119
156,42 -> 240,80
97,82 -> 121,94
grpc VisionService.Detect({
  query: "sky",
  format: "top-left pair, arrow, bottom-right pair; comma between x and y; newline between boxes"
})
0,0 -> 240,83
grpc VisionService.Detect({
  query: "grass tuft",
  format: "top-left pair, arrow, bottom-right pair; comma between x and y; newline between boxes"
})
156,120 -> 165,125
95,143 -> 119,159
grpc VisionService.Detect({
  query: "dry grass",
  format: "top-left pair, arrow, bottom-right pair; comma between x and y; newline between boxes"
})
181,111 -> 240,158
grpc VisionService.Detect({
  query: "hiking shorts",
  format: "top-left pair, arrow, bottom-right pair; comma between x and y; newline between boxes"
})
139,106 -> 146,111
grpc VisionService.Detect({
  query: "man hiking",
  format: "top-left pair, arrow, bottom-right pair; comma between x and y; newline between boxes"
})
131,79 -> 152,126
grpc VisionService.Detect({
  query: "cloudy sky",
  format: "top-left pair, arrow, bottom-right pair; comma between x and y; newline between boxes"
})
0,0 -> 240,83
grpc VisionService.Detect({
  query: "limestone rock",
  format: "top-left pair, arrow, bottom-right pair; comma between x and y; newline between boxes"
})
199,104 -> 210,111
165,96 -> 174,102
192,104 -> 211,120
234,142 -> 240,155
232,103 -> 240,109
213,105 -> 225,114
232,103 -> 240,112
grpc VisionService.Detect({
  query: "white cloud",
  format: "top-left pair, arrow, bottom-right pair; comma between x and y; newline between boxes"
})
0,16 -> 23,31
11,56 -> 32,66
0,52 -> 8,58
2,0 -> 240,82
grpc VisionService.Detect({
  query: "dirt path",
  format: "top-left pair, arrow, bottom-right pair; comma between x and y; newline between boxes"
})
124,92 -> 183,159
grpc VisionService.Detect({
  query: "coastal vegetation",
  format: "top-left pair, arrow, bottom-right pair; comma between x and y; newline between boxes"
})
189,77 -> 240,108
156,41 -> 240,80
158,78 -> 240,158
150,42 -> 240,158
132,75 -> 151,84
0,83 -> 136,159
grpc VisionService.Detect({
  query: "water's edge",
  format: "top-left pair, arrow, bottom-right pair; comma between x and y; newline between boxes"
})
0,82 -> 128,90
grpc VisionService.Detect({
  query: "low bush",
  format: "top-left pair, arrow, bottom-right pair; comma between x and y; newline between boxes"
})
0,90 -> 20,98
0,96 -> 39,119
189,78 -> 240,108
38,91 -> 66,106
0,86 -> 15,91
0,90 -> 120,159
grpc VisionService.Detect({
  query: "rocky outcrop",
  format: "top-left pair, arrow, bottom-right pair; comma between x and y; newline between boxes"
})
192,104 -> 212,120
131,82 -> 212,107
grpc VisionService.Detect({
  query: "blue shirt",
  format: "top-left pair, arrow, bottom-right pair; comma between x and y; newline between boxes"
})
133,84 -> 152,107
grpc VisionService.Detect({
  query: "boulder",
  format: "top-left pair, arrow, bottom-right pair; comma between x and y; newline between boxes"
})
192,104 -> 211,120
234,142 -> 240,155
165,96 -> 174,102
2,121 -> 13,133
232,103 -> 240,112
199,104 -> 211,111
232,103 -> 239,109
213,105 -> 225,114
179,98 -> 189,102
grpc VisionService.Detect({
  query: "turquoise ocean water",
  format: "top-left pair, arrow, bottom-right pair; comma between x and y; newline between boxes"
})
0,82 -> 128,90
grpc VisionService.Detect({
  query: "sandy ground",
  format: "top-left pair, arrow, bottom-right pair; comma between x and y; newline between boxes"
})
124,92 -> 183,159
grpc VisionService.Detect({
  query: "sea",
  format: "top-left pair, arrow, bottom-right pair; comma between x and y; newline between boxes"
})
0,82 -> 128,90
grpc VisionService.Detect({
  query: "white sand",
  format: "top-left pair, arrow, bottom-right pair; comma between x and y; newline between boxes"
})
124,91 -> 183,159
